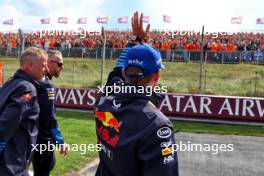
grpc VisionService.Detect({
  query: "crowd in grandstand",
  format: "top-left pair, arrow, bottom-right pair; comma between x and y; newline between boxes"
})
1,30 -> 264,52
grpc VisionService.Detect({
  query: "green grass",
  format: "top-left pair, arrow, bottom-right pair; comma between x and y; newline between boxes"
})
1,57 -> 264,96
40,110 -> 264,175
50,110 -> 98,176
173,120 -> 264,137
161,62 -> 264,96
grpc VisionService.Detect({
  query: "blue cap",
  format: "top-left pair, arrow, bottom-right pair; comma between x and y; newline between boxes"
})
124,44 -> 165,78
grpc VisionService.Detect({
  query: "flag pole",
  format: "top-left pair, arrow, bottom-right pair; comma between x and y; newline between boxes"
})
100,26 -> 106,86
199,25 -> 205,94
18,28 -> 25,53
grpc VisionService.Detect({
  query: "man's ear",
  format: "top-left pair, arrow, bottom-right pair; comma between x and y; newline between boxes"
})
28,61 -> 34,71
146,71 -> 160,87
23,61 -> 33,72
152,71 -> 160,82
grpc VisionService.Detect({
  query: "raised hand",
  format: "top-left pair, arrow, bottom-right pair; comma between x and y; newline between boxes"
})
131,11 -> 150,41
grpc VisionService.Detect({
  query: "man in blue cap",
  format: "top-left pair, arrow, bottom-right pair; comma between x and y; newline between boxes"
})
94,11 -> 178,176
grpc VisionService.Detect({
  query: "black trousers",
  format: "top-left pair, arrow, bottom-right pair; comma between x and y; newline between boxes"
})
32,149 -> 55,176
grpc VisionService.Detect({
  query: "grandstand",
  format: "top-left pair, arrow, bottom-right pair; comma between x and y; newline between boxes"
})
1,29 -> 264,64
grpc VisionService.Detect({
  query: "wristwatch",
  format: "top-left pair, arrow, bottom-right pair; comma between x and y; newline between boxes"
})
130,35 -> 142,42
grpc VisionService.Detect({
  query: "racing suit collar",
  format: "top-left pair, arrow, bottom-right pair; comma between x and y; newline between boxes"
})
114,83 -> 164,104
14,69 -> 41,88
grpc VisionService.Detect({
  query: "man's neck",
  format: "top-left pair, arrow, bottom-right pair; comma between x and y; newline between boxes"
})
46,72 -> 52,80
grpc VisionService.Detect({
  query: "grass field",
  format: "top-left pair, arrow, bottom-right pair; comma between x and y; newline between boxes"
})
173,121 -> 264,137
52,110 -> 264,175
50,111 -> 98,176
4,55 -> 262,175
1,57 -> 264,97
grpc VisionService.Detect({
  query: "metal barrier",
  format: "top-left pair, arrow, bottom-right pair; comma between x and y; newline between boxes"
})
1,47 -> 264,64
1,47 -> 264,97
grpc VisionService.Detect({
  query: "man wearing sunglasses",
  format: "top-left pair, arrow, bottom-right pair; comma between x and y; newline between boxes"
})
47,51 -> 64,78
32,50 -> 68,176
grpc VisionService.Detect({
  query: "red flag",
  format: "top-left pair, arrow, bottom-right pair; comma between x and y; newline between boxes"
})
142,16 -> 150,23
231,17 -> 242,24
163,15 -> 171,23
97,17 -> 108,24
77,17 -> 87,24
40,18 -> 50,24
256,18 -> 264,24
3,19 -> 13,25
58,17 -> 68,24
118,16 -> 128,23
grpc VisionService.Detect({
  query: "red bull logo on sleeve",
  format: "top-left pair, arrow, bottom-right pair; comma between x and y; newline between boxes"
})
95,111 -> 121,133
20,93 -> 32,101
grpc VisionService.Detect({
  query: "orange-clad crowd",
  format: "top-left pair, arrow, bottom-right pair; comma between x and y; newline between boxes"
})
1,30 -> 264,52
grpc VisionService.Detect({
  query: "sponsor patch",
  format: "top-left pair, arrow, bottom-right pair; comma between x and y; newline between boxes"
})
48,93 -> 55,97
20,93 -> 32,101
47,88 -> 55,100
95,111 -> 121,148
161,147 -> 173,156
160,140 -> 172,148
112,100 -> 121,109
95,111 -> 121,133
96,125 -> 120,148
163,155 -> 175,164
157,127 -> 172,139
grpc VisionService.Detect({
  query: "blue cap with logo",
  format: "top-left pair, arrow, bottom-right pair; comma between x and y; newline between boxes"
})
124,44 -> 165,78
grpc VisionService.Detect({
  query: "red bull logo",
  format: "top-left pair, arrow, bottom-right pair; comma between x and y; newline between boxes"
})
95,111 -> 121,133
20,93 -> 32,101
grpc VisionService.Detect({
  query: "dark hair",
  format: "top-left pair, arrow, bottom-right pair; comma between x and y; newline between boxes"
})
125,66 -> 149,85
47,50 -> 62,59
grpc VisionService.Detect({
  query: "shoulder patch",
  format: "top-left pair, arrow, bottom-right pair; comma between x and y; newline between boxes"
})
157,127 -> 172,139
47,87 -> 55,100
20,93 -> 32,101
112,99 -> 122,109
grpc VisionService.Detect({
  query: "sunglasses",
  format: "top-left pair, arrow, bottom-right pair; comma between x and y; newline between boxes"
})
51,60 -> 63,67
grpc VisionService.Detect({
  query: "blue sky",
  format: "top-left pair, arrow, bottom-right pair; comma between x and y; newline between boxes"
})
0,0 -> 263,32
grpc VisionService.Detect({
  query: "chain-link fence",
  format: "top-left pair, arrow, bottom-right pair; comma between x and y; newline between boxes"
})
1,47 -> 264,64
1,47 -> 264,97
159,62 -> 264,97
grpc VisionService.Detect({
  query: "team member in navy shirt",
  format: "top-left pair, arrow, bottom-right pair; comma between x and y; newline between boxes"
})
0,47 -> 48,176
95,12 -> 178,176
32,50 -> 68,176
